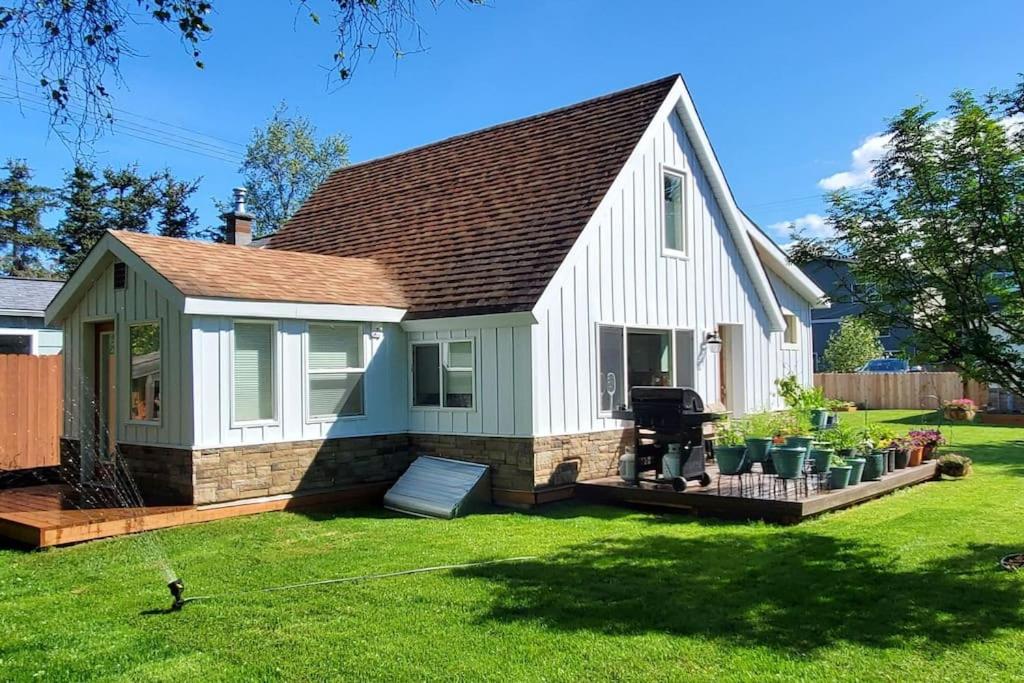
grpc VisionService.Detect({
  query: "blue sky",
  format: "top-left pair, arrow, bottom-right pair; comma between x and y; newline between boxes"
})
2,0 -> 1021,243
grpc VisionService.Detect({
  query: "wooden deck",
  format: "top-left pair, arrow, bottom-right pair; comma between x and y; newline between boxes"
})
576,461 -> 940,524
0,483 -> 389,548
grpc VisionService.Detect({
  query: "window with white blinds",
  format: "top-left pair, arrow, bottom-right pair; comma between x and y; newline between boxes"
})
306,323 -> 365,419
232,321 -> 275,423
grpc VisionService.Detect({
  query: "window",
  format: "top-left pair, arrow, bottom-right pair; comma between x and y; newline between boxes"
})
233,321 -> 275,423
412,340 -> 475,409
0,333 -> 33,355
598,325 -> 676,414
306,323 -> 365,420
877,327 -> 891,339
129,322 -> 161,422
783,313 -> 799,347
663,170 -> 687,255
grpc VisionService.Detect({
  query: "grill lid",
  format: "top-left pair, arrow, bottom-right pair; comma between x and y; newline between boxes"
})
629,386 -> 705,412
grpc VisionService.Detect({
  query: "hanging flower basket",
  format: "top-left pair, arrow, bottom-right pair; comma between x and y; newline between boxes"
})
943,399 -> 976,422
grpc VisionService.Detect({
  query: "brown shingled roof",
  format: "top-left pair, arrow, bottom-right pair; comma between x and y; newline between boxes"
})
270,75 -> 679,319
111,231 -> 406,309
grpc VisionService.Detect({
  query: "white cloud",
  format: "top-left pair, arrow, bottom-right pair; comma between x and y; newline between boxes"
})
818,132 -> 893,191
769,213 -> 832,240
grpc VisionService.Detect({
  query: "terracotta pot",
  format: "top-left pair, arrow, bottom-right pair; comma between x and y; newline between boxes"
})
922,444 -> 936,461
908,446 -> 924,467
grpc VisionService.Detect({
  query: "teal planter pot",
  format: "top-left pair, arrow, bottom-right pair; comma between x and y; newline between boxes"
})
716,446 -> 747,475
845,457 -> 866,485
744,437 -> 773,463
771,446 -> 807,480
810,409 -> 830,430
862,452 -> 885,481
829,465 -> 852,489
809,447 -> 834,474
785,435 -> 815,455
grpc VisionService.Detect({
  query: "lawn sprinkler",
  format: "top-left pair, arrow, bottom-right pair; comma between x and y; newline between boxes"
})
168,578 -> 186,610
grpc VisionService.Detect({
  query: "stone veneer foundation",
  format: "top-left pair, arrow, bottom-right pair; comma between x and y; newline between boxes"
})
59,429 -> 632,507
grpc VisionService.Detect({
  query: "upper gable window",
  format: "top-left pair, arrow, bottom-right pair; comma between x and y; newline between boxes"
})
663,169 -> 688,257
783,312 -> 800,348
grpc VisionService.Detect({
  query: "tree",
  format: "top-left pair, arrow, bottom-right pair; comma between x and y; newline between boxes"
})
822,317 -> 885,372
156,172 -> 200,239
0,1 -> 482,142
101,165 -> 159,233
812,78 -> 1024,396
56,164 -> 106,275
240,103 -> 349,236
0,159 -> 56,277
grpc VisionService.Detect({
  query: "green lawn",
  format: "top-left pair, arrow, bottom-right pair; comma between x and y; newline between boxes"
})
1,411 -> 1023,681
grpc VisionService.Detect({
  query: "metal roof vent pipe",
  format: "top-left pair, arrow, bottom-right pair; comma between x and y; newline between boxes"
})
223,187 -> 253,246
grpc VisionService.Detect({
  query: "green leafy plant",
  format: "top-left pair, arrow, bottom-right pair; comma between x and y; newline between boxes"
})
716,420 -> 748,447
822,317 -> 886,372
775,375 -> 827,411
829,453 -> 850,468
820,423 -> 860,451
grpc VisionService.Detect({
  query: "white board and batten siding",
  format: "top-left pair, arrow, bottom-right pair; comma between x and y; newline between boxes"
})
191,319 -> 407,447
61,260 -> 193,448
531,110 -> 813,437
406,326 -> 532,437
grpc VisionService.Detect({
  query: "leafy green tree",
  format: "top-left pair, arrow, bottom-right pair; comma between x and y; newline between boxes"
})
0,159 -> 56,277
823,318 -> 886,372
101,165 -> 160,234
0,1 -> 481,141
811,79 -> 1024,395
56,164 -> 106,275
157,172 -> 201,239
239,103 -> 349,236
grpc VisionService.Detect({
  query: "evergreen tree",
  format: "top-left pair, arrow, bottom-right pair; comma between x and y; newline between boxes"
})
0,159 -> 56,277
101,165 -> 160,233
56,164 -> 106,275
156,172 -> 201,239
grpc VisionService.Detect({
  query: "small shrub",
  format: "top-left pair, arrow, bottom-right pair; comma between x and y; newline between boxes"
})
716,419 -> 747,446
938,453 -> 972,478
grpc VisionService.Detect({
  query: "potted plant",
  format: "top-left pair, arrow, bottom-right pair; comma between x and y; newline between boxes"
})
862,449 -> 886,481
938,453 -> 973,478
909,429 -> 945,460
828,453 -> 853,489
809,445 -> 834,474
743,412 -> 776,465
891,437 -> 911,469
715,420 -> 748,475
943,398 -> 977,422
820,423 -> 859,459
771,444 -> 807,479
845,440 -> 867,485
908,442 -> 925,467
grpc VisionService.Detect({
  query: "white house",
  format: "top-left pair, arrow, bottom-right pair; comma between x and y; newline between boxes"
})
0,277 -> 63,355
46,75 -> 826,507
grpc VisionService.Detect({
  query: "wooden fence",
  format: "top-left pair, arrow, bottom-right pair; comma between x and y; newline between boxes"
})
813,372 -> 987,410
0,354 -> 63,470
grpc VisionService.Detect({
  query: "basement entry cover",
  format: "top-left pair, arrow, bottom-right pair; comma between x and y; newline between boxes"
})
383,456 -> 491,519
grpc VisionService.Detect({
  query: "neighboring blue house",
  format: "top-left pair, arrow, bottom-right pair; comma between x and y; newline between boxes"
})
0,277 -> 64,355
799,257 -> 912,371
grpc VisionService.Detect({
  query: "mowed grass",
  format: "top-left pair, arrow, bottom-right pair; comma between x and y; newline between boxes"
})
1,411 -> 1023,681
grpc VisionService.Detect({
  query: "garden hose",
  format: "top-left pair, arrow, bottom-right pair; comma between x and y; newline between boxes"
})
170,556 -> 538,610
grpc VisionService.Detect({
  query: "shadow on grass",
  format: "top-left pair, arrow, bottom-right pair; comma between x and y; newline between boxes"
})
455,532 -> 1023,653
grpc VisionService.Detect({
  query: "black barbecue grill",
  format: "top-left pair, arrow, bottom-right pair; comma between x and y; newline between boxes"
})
626,387 -> 720,491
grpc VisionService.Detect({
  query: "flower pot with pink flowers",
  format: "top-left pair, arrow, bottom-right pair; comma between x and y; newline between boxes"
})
909,429 -> 945,460
943,398 -> 977,422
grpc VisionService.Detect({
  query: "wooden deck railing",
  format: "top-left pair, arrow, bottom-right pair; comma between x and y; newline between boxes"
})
813,372 -> 987,410
0,354 -> 63,470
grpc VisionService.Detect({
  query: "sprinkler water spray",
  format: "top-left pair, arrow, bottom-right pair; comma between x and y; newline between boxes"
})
168,578 -> 186,610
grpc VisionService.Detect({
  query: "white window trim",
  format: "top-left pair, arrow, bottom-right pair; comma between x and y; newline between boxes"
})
0,327 -> 39,355
596,323 -> 681,417
660,164 -> 691,260
229,319 -> 279,428
303,322 -> 368,423
781,310 -> 800,350
409,339 -> 477,412
125,319 -> 162,427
